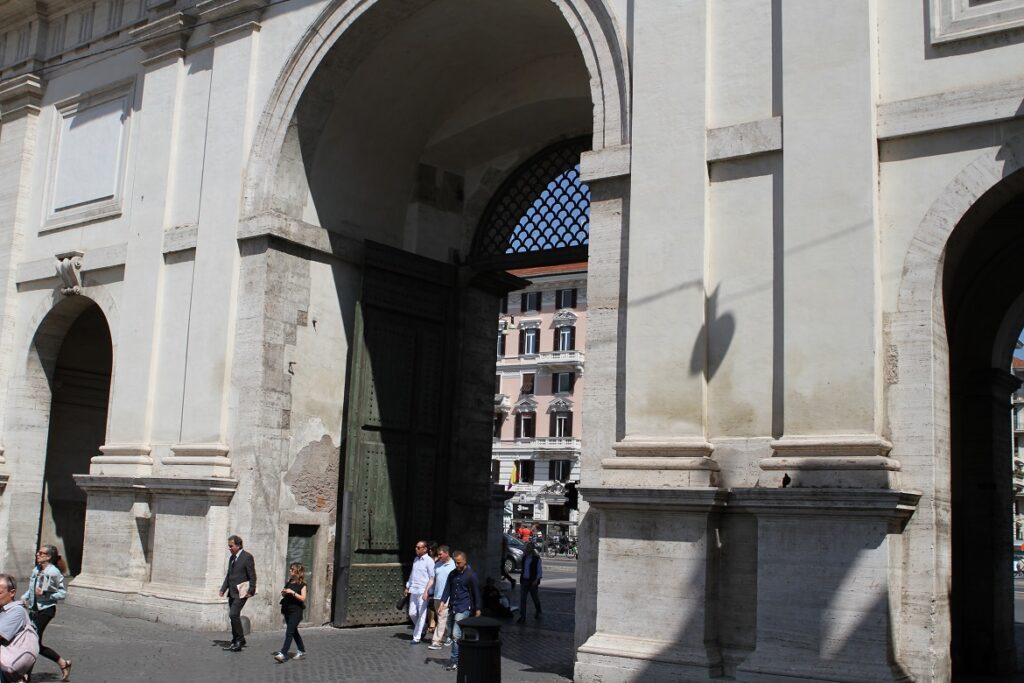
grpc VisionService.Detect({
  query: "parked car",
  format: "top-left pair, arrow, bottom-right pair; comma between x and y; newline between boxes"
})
504,533 -> 525,574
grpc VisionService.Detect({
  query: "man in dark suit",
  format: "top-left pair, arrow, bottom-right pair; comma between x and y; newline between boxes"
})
219,534 -> 256,651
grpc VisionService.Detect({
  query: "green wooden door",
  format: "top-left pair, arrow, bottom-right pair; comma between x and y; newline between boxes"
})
334,243 -> 456,626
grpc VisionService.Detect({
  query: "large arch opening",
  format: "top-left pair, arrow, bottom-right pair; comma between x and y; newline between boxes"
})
274,4 -> 601,660
943,169 -> 1024,676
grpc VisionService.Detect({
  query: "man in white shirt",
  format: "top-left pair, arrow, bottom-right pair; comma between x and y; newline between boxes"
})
404,540 -> 435,644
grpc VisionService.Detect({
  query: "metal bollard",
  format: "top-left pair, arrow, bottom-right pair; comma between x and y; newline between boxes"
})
456,616 -> 502,683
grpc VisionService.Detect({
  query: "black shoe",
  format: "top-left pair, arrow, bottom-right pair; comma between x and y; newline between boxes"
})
227,643 -> 243,652
239,638 -> 247,648
222,642 -> 238,651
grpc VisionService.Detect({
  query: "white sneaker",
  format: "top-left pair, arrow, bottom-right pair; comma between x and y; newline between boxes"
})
427,643 -> 442,650
293,651 -> 306,660
273,652 -> 287,663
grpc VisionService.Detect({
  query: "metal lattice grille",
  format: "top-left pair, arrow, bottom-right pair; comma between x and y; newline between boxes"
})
472,138 -> 590,263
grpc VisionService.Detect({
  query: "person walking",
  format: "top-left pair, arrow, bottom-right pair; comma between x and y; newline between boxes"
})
500,535 -> 516,588
0,574 -> 29,683
404,540 -> 434,644
273,562 -> 307,663
22,545 -> 71,681
517,542 -> 542,623
440,550 -> 481,672
427,545 -> 456,650
218,535 -> 257,652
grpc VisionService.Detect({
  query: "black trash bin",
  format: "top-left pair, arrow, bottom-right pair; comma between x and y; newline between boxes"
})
457,616 -> 502,683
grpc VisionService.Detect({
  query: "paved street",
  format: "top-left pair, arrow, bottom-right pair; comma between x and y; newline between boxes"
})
29,559 -> 578,683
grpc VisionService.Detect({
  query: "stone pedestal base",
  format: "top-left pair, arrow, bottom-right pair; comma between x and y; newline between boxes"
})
732,488 -> 919,683
71,475 -> 237,630
576,487 -> 726,682
69,576 -> 230,630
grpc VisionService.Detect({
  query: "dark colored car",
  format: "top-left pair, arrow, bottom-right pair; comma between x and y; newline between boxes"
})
504,533 -> 526,574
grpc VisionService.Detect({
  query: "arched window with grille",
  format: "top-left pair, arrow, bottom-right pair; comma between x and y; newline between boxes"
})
471,137 -> 591,269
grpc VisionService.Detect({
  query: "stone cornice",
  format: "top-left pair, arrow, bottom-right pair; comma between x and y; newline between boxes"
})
73,474 -> 238,498
0,73 -> 45,121
729,487 -> 921,524
581,486 -> 727,512
130,11 -> 197,65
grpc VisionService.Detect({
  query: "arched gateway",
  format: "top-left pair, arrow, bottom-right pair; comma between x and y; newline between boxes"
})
234,0 -> 631,638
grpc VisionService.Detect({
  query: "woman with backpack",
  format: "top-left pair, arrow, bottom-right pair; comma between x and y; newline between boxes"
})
21,545 -> 70,681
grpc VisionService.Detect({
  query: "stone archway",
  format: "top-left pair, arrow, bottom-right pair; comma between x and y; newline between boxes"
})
2,295 -> 114,576
890,135 -> 1024,680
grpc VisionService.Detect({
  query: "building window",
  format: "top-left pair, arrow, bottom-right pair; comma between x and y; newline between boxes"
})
493,413 -> 504,439
499,296 -> 508,314
521,292 -> 541,313
548,459 -> 572,482
556,288 -> 577,309
497,332 -> 507,357
491,460 -> 501,483
516,412 -> 536,439
555,325 -> 576,351
522,373 -> 535,395
520,328 -> 539,355
518,459 -> 535,483
550,412 -> 573,438
551,372 -> 575,394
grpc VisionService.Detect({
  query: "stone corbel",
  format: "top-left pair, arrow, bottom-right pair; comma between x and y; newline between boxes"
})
55,250 -> 84,295
603,436 -> 718,488
760,434 -> 901,488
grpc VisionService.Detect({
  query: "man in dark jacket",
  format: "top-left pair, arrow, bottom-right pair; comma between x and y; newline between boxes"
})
218,535 -> 257,651
439,550 -> 480,672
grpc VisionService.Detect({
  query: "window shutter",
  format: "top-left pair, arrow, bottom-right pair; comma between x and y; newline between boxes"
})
569,372 -> 576,392
571,288 -> 578,308
549,412 -> 557,437
569,326 -> 576,350
551,374 -> 559,393
526,414 -> 535,438
566,412 -> 573,437
515,415 -> 522,439
518,330 -> 525,355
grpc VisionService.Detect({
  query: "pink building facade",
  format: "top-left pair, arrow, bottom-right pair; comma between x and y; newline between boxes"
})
493,263 -> 586,528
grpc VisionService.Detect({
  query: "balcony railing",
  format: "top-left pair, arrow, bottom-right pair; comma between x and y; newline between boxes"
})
536,350 -> 585,370
492,437 -> 582,456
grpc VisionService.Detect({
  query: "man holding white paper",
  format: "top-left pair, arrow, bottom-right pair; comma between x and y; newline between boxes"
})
218,535 -> 257,652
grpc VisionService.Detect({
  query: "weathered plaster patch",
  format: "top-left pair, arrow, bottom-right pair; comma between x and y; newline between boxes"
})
284,434 -> 339,513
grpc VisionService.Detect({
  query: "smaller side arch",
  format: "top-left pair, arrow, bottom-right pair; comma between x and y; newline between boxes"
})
889,134 -> 1024,682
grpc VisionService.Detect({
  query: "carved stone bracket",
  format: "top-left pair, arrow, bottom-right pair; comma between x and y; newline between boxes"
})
130,12 -> 198,66
55,250 -> 84,295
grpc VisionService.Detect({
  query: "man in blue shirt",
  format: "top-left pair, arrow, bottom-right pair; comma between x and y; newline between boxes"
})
440,550 -> 480,672
517,542 -> 543,623
428,545 -> 456,650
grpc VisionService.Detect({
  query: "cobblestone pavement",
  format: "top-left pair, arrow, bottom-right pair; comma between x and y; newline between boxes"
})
29,560 -> 578,683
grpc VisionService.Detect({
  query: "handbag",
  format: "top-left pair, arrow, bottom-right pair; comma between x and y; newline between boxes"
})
0,607 -> 38,678
396,594 -> 409,611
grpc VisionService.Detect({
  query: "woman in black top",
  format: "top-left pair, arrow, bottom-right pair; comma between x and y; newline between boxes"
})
273,563 -> 307,662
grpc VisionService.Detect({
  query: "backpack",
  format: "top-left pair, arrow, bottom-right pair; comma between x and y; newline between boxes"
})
0,606 -> 39,678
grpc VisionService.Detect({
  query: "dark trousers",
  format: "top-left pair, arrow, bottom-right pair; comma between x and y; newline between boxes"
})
280,610 -> 305,654
228,595 -> 248,642
30,606 -> 61,663
519,578 -> 542,617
